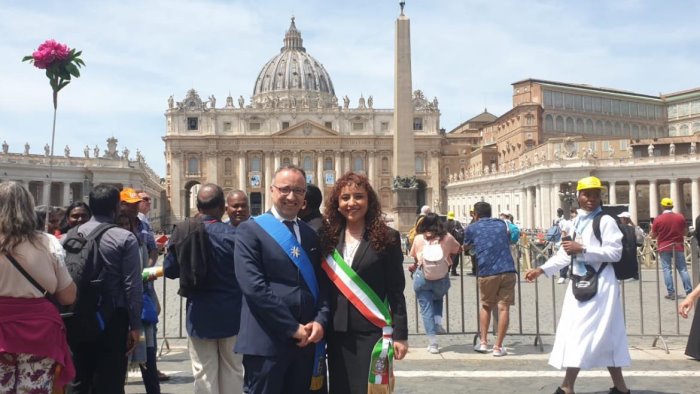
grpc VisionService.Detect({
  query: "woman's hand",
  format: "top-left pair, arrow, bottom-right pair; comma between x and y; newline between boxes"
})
394,340 -> 408,360
524,267 -> 544,282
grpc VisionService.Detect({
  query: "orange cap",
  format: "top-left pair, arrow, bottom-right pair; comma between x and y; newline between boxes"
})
120,188 -> 142,203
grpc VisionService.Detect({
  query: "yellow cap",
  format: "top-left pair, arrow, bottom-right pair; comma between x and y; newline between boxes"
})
576,176 -> 603,191
447,211 -> 455,219
660,197 -> 673,207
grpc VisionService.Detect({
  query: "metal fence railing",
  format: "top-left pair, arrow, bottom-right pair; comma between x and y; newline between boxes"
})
154,235 -> 699,356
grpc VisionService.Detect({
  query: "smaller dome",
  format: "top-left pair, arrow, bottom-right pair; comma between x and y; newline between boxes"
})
252,18 -> 336,107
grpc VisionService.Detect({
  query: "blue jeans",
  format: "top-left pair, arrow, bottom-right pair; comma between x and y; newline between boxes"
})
660,250 -> 693,296
413,270 -> 451,336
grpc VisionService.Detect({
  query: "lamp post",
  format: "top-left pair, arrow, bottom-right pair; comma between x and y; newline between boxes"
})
559,181 -> 577,213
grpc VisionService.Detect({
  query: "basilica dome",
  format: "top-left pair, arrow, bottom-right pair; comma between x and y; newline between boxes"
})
252,18 -> 336,108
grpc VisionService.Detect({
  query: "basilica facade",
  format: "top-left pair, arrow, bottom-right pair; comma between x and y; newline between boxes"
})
163,18 -> 455,220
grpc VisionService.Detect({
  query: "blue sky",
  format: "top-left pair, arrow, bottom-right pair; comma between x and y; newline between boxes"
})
1,0 -> 699,175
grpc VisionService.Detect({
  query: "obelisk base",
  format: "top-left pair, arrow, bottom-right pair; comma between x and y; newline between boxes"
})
392,188 -> 418,233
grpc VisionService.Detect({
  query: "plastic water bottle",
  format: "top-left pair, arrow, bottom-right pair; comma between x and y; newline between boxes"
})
142,266 -> 164,281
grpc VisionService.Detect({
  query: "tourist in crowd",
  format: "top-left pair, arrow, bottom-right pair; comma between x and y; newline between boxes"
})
319,171 -> 408,393
165,184 -> 243,394
464,202 -> 517,357
0,181 -> 77,392
650,197 -> 692,300
63,201 -> 92,231
300,183 -> 324,232
557,208 -> 577,284
409,213 -> 460,353
225,190 -> 251,230
679,281 -> 700,360
445,211 -> 464,276
35,205 -> 62,235
525,176 -> 631,394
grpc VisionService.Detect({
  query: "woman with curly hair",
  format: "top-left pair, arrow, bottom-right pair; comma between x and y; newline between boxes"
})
319,172 -> 408,394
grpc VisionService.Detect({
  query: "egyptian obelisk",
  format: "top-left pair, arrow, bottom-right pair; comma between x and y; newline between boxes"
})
392,1 -> 417,232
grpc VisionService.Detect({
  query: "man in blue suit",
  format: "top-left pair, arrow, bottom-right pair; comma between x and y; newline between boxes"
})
234,165 -> 329,394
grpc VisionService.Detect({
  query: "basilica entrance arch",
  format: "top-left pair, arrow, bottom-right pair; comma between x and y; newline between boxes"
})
184,180 -> 201,218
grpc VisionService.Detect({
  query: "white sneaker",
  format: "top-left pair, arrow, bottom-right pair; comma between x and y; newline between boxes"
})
427,344 -> 440,354
474,342 -> 489,353
492,346 -> 508,357
557,277 -> 566,284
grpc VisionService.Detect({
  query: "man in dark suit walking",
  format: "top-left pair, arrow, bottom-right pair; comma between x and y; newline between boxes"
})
234,165 -> 329,394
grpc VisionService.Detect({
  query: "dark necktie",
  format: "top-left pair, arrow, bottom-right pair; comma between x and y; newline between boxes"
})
283,220 -> 296,235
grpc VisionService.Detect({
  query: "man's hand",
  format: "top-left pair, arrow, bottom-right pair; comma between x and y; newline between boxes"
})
304,321 -> 325,344
293,324 -> 310,347
524,267 -> 544,282
393,340 -> 408,360
126,329 -> 140,356
561,240 -> 584,256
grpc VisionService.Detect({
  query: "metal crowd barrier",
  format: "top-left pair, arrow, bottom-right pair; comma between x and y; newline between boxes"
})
154,236 -> 698,356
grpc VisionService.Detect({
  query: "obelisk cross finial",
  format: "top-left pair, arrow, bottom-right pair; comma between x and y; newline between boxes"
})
400,1 -> 405,16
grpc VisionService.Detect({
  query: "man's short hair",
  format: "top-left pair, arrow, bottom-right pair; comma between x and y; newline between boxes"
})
90,184 -> 120,216
226,189 -> 248,201
304,184 -> 322,211
273,164 -> 306,180
197,183 -> 225,211
557,208 -> 564,216
420,205 -> 431,215
474,201 -> 492,218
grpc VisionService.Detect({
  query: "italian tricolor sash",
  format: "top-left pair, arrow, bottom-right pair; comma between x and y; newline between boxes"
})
322,250 -> 395,393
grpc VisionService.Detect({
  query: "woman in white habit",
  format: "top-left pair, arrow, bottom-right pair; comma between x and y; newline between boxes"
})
526,176 -> 631,394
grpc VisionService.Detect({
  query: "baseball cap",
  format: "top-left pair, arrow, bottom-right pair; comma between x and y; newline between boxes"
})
660,197 -> 673,207
617,212 -> 631,218
447,211 -> 455,219
120,188 -> 142,203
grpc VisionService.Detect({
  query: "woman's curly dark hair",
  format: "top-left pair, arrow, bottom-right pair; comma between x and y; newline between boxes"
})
319,172 -> 396,256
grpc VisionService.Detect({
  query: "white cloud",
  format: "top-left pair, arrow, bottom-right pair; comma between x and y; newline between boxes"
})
2,0 -> 699,174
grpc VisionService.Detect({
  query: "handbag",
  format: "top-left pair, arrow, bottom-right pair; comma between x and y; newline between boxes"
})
141,291 -> 159,324
570,257 -> 608,302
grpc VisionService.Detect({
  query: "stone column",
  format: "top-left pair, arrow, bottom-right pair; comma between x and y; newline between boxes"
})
541,183 -> 552,228
670,178 -> 680,213
429,151 -> 441,211
62,182 -> 72,206
526,187 -> 534,229
264,152 -> 273,210
367,151 -> 376,186
520,188 -> 527,227
206,151 -> 218,183
292,150 -> 299,166
170,152 -> 183,220
535,185 -> 542,229
629,181 -> 638,224
334,151 -> 342,180
609,181 -> 617,205
692,178 -> 700,225
237,153 -> 246,191
343,151 -> 351,174
649,179 -> 659,218
42,181 -> 51,206
316,152 -> 324,187
273,151 -> 281,172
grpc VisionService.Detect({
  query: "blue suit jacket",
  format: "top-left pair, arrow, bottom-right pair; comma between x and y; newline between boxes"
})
234,214 -> 329,356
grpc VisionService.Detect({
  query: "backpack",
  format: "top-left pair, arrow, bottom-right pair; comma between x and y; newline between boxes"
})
420,238 -> 448,280
507,222 -> 520,244
592,214 -> 639,280
61,222 -> 117,343
447,220 -> 465,244
407,216 -> 425,250
545,224 -> 561,243
169,217 -> 212,297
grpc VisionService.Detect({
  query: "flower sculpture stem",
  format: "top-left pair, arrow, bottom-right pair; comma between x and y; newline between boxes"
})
23,39 -> 84,232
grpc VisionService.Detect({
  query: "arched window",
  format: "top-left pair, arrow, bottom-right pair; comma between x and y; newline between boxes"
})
187,157 -> 199,175
595,120 -> 603,134
576,118 -> 584,132
585,119 -> 594,133
544,115 -> 554,131
353,157 -> 365,172
224,158 -> 233,175
282,157 -> 291,166
565,117 -> 574,132
415,156 -> 425,173
324,157 -> 333,171
680,124 -> 690,135
614,122 -> 622,136
555,116 -> 564,131
251,157 -> 262,172
605,121 -> 613,134
381,157 -> 389,173
631,125 -> 640,139
692,122 -> 700,134
302,155 -> 313,171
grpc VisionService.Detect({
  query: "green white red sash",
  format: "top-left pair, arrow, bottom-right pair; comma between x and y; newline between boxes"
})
322,249 -> 395,389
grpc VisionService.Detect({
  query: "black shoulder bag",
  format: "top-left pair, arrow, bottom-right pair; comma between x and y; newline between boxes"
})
569,228 -> 608,302
5,253 -> 59,306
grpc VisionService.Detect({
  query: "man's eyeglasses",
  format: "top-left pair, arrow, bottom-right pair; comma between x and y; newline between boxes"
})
272,185 -> 306,196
